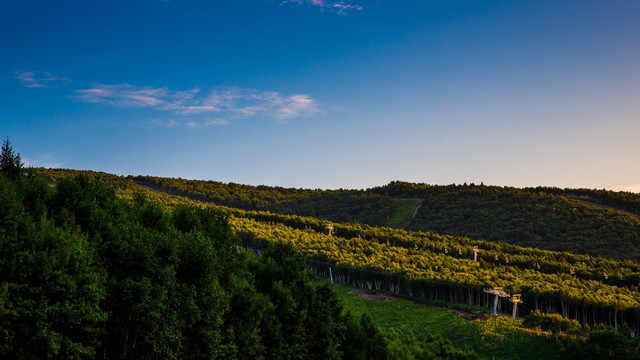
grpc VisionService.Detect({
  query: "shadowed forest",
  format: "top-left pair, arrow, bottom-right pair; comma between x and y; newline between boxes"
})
4,140 -> 640,359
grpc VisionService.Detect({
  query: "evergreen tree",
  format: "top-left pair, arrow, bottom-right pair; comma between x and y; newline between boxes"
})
0,138 -> 24,180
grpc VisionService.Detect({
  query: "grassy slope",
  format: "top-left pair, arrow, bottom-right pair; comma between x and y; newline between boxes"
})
38,168 -> 640,260
32,168 -> 632,358
384,200 -> 420,228
377,183 -> 640,260
335,285 -> 567,360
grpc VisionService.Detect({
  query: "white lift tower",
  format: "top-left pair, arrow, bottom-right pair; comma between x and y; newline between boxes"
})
509,294 -> 522,320
483,287 -> 510,316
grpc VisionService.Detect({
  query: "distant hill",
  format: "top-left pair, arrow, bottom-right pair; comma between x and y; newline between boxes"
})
373,181 -> 640,260
36,169 -> 640,261
131,175 -> 395,225
31,167 -> 640,355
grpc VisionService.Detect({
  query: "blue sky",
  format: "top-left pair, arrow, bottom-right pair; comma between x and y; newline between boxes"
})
1,0 -> 639,191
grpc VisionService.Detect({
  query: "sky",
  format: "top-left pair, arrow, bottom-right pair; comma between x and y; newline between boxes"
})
1,0 -> 639,191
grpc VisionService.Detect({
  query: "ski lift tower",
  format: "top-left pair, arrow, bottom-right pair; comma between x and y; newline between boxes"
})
484,287 -> 510,316
509,294 -> 522,320
472,246 -> 479,261
325,224 -> 334,236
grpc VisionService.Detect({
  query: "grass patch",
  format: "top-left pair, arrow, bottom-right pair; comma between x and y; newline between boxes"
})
335,284 -> 568,360
384,200 -> 420,228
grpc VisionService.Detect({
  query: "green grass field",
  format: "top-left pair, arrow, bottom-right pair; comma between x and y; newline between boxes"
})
384,200 -> 420,228
335,285 -> 569,360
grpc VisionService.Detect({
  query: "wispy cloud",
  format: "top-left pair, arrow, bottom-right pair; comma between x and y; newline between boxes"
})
23,154 -> 68,169
75,84 -> 320,121
185,119 -> 231,129
283,0 -> 362,14
203,87 -> 319,121
150,119 -> 181,128
74,84 -> 199,111
151,118 -> 230,129
16,71 -> 71,88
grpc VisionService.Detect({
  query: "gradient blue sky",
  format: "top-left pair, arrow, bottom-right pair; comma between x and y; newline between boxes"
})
1,0 -> 639,191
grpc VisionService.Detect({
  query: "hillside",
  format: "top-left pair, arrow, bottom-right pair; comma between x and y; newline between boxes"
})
131,175 -> 396,225
46,171 -> 640,261
26,167 -> 640,358
34,169 -> 640,321
382,183 -> 640,260
335,285 -> 568,359
1,166 -> 416,359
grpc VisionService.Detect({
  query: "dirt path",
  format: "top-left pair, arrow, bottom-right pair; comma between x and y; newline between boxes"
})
411,202 -> 423,218
342,285 -> 489,321
134,180 -> 165,194
569,197 -> 640,220
131,179 -> 193,199
391,198 -> 425,228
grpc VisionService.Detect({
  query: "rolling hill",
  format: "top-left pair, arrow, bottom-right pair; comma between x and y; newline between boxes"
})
28,167 -> 640,359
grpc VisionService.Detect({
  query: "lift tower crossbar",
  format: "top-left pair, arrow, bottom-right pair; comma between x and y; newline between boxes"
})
325,224 -> 334,236
483,287 -> 510,316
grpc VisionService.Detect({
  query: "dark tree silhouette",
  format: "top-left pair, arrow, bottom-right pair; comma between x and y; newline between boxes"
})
0,138 -> 24,179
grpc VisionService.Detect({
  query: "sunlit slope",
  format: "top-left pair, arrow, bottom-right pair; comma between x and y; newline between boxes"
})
374,182 -> 640,260
130,175 -> 396,225
335,285 -> 567,360
132,174 -> 640,260
36,168 -> 198,207
38,169 -> 640,260
34,168 -> 640,330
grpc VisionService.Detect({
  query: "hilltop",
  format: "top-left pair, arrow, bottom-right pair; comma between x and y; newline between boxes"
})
24,167 -> 640,358
38,169 -> 640,260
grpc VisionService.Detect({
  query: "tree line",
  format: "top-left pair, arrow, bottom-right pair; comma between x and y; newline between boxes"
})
37,170 -> 640,261
33,166 -> 640,332
1,140 -> 478,359
230,213 -> 640,331
374,181 -> 640,260
131,175 -> 395,225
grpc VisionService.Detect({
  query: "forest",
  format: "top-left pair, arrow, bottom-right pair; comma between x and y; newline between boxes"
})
131,175 -> 395,225
66,173 -> 640,261
17,152 -> 640,358
1,141 -> 479,359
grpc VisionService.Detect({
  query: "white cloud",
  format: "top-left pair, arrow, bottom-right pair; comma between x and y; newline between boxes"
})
151,119 -> 181,128
75,84 -> 200,111
283,0 -> 362,14
614,184 -> 640,193
151,118 -> 230,130
75,84 -> 320,122
16,71 -> 71,88
184,119 -> 231,129
204,119 -> 231,126
23,154 -> 67,168
181,105 -> 219,114
203,87 -> 319,120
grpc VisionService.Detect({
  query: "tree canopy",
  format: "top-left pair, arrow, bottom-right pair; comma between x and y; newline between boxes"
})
0,138 -> 23,179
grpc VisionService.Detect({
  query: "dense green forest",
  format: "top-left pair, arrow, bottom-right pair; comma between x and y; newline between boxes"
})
1,141 -> 481,359
22,153 -> 640,358
34,168 -> 640,329
373,181 -> 640,260
131,175 -> 395,225
113,174 -> 640,261
230,214 -> 640,329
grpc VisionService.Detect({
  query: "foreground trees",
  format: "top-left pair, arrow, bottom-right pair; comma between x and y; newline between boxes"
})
231,211 -> 640,331
0,165 -> 402,359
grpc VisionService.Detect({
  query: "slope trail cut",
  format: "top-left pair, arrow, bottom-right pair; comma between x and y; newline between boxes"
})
344,285 -> 490,321
569,196 -> 640,220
